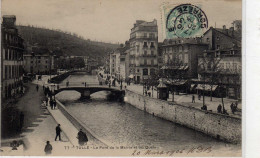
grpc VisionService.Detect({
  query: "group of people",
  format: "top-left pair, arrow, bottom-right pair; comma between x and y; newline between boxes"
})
44,125 -> 88,155
192,93 -> 239,115
217,104 -> 229,115
49,98 -> 57,110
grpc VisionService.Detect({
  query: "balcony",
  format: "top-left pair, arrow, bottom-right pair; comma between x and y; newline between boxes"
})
140,54 -> 157,57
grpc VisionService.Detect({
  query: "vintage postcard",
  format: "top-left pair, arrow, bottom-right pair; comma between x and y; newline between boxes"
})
1,0 -> 242,157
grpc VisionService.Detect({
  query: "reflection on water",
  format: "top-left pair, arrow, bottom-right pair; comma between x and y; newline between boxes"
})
56,75 -> 241,153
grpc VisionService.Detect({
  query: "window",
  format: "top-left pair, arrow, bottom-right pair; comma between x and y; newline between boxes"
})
45,66 -> 48,68
179,46 -> 182,52
151,51 -> 154,55
151,59 -> 154,66
137,45 -> 140,52
5,49 -> 8,60
207,38 -> 210,42
46,60 -> 48,63
8,49 -> 12,60
144,59 -> 147,65
150,68 -> 155,75
38,60 -> 41,63
217,37 -> 220,40
149,33 -> 154,38
144,33 -> 147,37
143,42 -> 148,47
38,56 -> 41,59
5,66 -> 7,79
137,69 -> 140,73
184,54 -> 188,63
179,54 -> 182,61
217,45 -> 220,49
143,68 -> 148,75
150,42 -> 155,48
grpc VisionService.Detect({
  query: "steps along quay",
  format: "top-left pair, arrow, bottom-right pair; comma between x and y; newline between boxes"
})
50,74 -> 240,154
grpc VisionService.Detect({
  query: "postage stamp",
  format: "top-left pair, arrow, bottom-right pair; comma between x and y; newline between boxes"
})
162,3 -> 208,39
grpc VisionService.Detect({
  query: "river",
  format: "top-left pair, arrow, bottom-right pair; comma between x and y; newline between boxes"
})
56,74 -> 241,155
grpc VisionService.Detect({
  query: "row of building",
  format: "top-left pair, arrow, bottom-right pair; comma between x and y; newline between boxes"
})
1,15 -> 100,101
107,19 -> 241,99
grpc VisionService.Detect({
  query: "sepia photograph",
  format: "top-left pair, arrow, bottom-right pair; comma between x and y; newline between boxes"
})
1,0 -> 242,157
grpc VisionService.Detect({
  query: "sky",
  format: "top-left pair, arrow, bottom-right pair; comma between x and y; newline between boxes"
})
1,0 -> 242,43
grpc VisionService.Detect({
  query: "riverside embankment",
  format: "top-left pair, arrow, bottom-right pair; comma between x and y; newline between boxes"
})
124,89 -> 241,143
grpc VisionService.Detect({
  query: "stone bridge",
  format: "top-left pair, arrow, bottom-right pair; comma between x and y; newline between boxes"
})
47,82 -> 125,100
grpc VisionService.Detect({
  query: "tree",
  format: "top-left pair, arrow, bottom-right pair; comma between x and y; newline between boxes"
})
198,54 -> 222,102
160,56 -> 186,102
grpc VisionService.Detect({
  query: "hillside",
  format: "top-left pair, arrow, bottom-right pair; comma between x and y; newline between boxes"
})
17,25 -> 119,57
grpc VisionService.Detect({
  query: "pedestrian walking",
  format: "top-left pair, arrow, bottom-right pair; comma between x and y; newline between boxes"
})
198,94 -> 201,100
55,124 -> 62,141
230,103 -> 235,114
77,129 -> 88,146
192,95 -> 195,103
50,99 -> 54,110
36,85 -> 39,92
44,141 -> 52,155
46,97 -> 49,106
84,82 -> 87,87
53,99 -> 57,109
217,104 -> 222,113
20,112 -> 24,131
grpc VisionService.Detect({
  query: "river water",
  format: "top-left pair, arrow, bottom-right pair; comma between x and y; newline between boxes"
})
56,74 -> 241,155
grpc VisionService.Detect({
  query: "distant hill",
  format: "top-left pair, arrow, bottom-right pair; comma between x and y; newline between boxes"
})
17,25 -> 119,57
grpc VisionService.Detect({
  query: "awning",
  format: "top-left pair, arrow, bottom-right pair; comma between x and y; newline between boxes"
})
196,84 -> 218,91
161,65 -> 189,70
129,74 -> 134,78
163,78 -> 188,86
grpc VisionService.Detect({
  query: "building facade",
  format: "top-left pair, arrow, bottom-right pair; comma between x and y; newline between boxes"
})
1,15 -> 25,101
23,53 -> 55,74
129,19 -> 158,83
196,25 -> 242,99
162,38 -> 208,79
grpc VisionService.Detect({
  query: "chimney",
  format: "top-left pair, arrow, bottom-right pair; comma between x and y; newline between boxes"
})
223,25 -> 228,35
229,27 -> 234,37
153,19 -> 157,25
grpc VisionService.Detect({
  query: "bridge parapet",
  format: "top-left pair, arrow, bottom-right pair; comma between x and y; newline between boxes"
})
45,82 -> 125,100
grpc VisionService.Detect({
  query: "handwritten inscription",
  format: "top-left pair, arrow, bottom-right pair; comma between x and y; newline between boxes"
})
132,145 -> 212,156
64,145 -> 212,156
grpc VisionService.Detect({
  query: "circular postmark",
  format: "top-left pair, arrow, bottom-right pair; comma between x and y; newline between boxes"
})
166,4 -> 208,38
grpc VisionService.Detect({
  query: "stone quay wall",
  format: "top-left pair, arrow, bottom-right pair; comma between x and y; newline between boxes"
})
124,89 -> 241,143
50,72 -> 72,83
